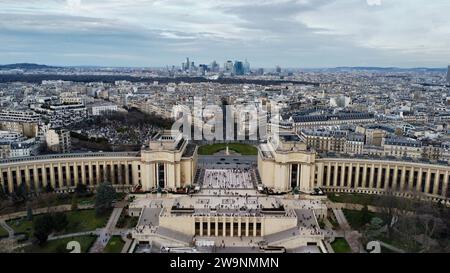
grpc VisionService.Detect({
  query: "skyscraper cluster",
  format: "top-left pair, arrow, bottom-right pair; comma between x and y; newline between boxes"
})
180,57 -> 251,75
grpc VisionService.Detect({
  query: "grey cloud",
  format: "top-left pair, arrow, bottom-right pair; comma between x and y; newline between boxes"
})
0,0 -> 449,67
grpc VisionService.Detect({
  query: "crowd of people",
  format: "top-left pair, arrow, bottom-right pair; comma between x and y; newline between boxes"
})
134,225 -> 158,234
203,169 -> 253,189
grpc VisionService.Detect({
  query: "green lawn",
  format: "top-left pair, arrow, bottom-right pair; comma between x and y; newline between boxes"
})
24,235 -> 97,253
0,225 -> 9,237
331,238 -> 352,253
6,217 -> 33,237
36,194 -> 95,209
327,193 -> 417,211
116,214 -> 139,229
198,143 -> 258,155
6,209 -> 111,238
328,193 -> 377,206
103,236 -> 125,253
375,235 -> 419,253
0,193 -> 96,216
343,209 -> 382,230
63,209 -> 111,234
381,246 -> 395,253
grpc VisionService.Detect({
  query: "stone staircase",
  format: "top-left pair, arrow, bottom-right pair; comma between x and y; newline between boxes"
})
252,169 -> 262,187
193,168 -> 205,186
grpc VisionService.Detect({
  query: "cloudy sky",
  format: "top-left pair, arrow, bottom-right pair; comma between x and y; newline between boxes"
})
0,0 -> 449,68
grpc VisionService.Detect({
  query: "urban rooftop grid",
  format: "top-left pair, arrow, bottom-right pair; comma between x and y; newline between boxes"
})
1,0 -> 450,257
0,60 -> 449,254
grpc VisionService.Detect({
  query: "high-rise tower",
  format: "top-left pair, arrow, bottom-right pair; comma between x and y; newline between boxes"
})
233,61 -> 244,75
447,65 -> 450,84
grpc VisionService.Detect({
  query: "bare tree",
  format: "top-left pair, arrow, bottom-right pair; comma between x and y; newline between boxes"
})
375,188 -> 406,238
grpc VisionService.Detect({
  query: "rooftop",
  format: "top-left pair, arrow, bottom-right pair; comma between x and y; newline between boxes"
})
0,151 -> 140,165
292,112 -> 374,123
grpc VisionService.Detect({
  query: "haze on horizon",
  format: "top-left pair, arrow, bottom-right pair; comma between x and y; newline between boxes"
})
0,0 -> 449,68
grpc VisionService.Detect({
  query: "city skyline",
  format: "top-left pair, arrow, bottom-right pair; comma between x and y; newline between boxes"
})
1,0 -> 450,68
1,0 -> 450,258
1,59 -> 450,70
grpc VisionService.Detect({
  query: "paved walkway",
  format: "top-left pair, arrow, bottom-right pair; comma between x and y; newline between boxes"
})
378,241 -> 405,253
120,235 -> 133,253
0,220 -> 14,239
324,241 -> 334,253
332,209 -> 351,230
89,207 -> 123,253
332,209 -> 365,253
345,230 -> 364,253
48,230 -> 99,241
8,230 -> 101,252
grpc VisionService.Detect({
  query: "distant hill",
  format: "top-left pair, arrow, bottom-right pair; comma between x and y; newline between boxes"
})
331,67 -> 447,72
0,63 -> 60,70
